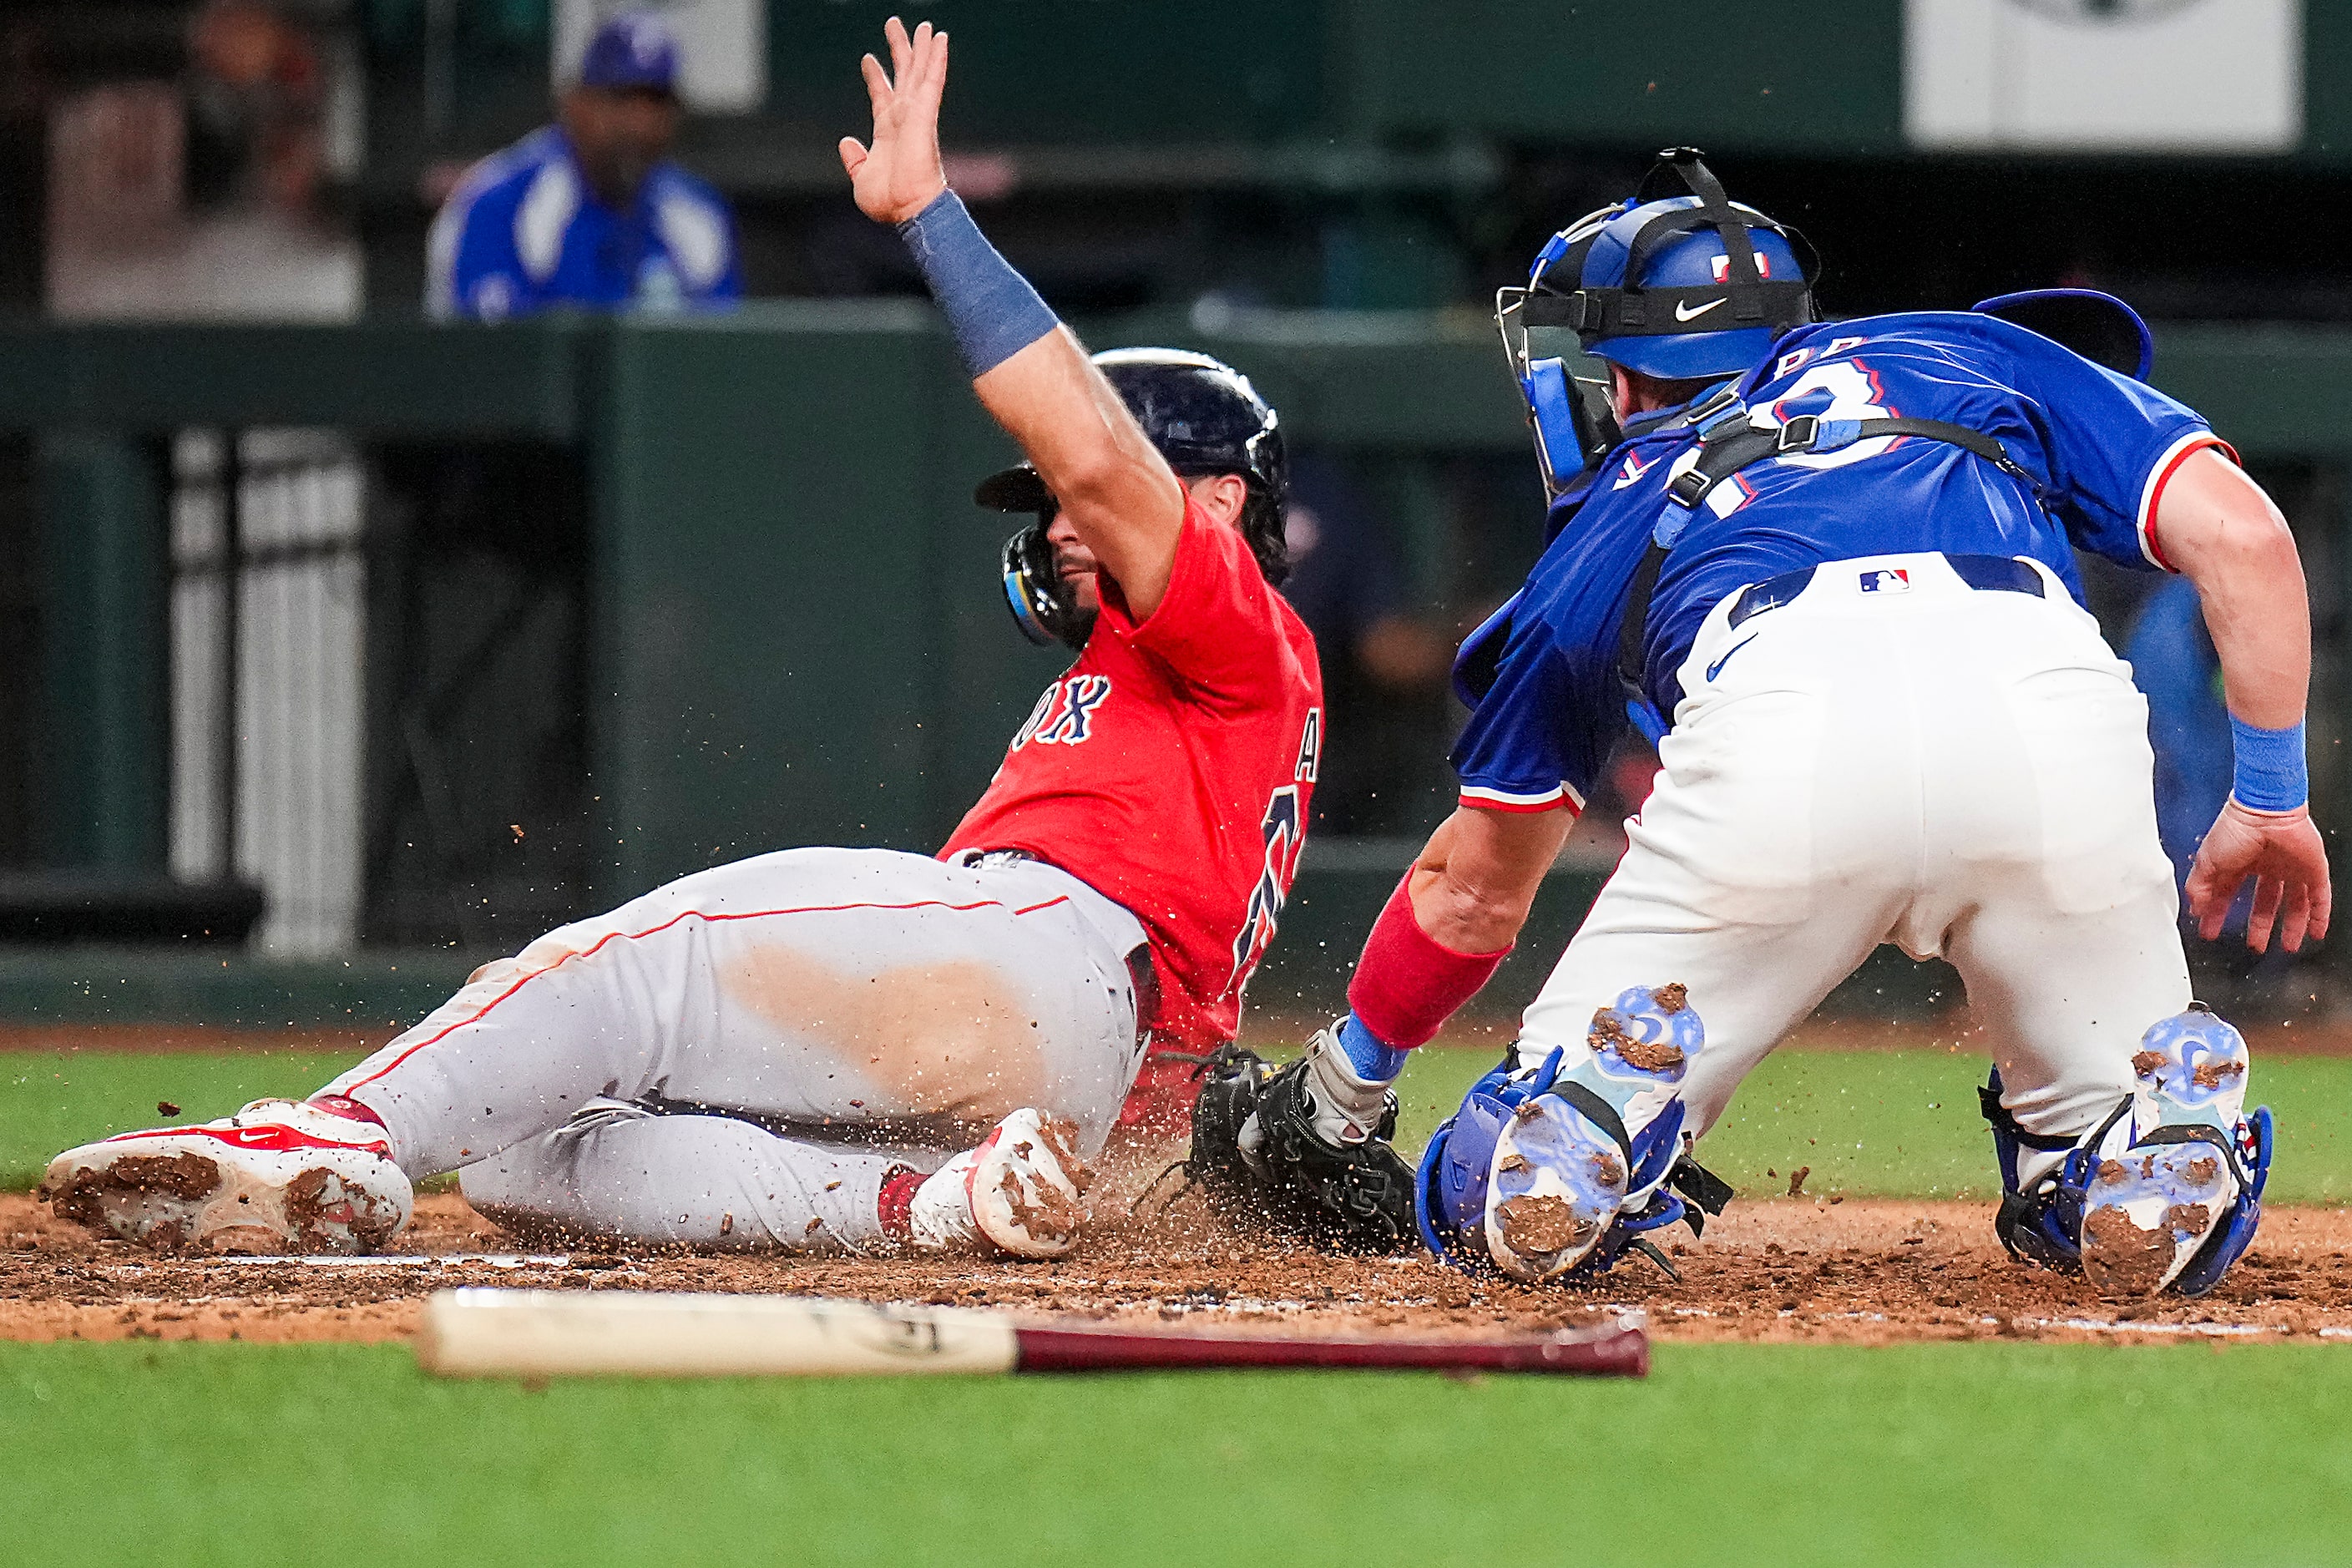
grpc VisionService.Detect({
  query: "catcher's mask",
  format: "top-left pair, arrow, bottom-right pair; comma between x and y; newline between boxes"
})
1496,147 -> 1814,499
977,346 -> 1287,650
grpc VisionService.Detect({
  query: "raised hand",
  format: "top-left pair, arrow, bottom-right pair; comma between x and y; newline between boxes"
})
838,16 -> 949,225
2186,797 -> 2334,953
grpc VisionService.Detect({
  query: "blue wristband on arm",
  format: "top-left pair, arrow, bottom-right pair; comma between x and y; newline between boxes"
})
1337,1014 -> 1409,1083
896,189 -> 1060,377
2228,714 -> 2309,812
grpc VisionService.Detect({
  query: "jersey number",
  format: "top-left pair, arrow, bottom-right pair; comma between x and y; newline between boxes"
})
1758,358 -> 1900,473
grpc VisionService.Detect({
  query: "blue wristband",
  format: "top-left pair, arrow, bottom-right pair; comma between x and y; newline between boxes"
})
1337,1014 -> 1409,1083
896,189 -> 1060,377
2228,714 -> 2308,812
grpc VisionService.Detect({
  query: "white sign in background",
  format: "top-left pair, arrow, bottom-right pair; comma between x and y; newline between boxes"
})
1905,0 -> 2301,152
552,0 -> 766,114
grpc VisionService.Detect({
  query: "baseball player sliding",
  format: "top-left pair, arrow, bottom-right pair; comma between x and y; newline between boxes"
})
44,18 -> 1322,1262
1199,149 -> 2327,1297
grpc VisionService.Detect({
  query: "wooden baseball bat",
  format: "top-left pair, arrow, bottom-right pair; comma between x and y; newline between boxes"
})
413,1287 -> 1647,1379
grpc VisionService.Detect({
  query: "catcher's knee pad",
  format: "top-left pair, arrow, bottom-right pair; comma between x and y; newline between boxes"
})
1984,1004 -> 2271,1297
1416,983 -> 1727,1283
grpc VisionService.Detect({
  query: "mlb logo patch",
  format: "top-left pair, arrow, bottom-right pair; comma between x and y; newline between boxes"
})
1859,569 -> 1911,594
1710,253 -> 1771,281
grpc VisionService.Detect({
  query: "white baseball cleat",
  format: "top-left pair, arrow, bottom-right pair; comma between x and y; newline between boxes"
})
1483,983 -> 1706,1283
40,1099 -> 412,1255
2080,1007 -> 2256,1297
908,1107 -> 1093,1259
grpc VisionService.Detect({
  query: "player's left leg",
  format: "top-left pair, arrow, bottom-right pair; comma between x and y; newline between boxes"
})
1927,585 -> 2268,1297
1945,883 -> 2269,1297
460,1100 -> 1091,1257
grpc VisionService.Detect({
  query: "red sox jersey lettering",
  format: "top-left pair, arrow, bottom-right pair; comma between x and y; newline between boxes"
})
1013,673 -> 1115,749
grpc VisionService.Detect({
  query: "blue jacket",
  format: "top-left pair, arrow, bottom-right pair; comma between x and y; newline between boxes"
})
426,126 -> 741,319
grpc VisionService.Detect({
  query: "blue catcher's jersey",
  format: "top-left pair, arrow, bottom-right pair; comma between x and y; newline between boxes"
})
1451,311 -> 2225,815
426,127 -> 742,321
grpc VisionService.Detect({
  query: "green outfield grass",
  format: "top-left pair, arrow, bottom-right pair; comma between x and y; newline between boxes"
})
10,1042 -> 2352,1201
7,1338 -> 2352,1567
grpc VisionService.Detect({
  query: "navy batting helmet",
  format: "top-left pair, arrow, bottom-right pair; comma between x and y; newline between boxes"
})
978,347 -> 1287,648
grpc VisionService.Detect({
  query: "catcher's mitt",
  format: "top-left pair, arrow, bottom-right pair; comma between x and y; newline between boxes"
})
1180,1042 -> 1418,1254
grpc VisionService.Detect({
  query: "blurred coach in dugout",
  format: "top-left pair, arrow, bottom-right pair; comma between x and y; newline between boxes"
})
427,12 -> 741,319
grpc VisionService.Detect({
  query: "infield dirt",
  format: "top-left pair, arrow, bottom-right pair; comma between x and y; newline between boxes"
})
8,1158 -> 2350,1348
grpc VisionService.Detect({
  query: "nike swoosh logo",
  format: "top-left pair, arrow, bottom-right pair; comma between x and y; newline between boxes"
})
1674,297 -> 1727,322
1705,634 -> 1758,681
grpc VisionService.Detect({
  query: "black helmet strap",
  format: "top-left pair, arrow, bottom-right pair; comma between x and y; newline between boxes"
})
1523,147 -> 1814,344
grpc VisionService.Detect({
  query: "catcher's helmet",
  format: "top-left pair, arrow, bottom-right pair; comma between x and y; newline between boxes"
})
1497,149 -> 1813,496
978,346 -> 1287,649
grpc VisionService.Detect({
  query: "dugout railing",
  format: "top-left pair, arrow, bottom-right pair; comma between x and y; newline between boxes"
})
0,307 -> 2345,1023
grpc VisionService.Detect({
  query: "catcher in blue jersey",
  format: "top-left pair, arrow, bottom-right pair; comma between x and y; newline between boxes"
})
1193,149 -> 2328,1297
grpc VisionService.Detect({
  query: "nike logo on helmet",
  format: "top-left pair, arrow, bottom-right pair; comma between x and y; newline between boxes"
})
1674,297 -> 1727,322
1704,633 -> 1758,682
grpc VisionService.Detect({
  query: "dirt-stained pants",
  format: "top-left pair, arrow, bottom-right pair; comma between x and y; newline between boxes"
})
318,849 -> 1145,1250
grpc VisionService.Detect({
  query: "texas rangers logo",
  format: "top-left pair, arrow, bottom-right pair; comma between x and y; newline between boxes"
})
1859,569 -> 1911,594
1011,674 -> 1114,750
1230,785 -> 1306,985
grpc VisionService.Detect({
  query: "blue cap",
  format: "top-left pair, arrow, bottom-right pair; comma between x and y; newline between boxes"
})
579,13 -> 679,93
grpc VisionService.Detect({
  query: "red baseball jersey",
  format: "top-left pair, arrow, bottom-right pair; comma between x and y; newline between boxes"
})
941,498 -> 1324,1050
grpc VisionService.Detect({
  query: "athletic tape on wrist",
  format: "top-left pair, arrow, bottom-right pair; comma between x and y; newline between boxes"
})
2228,714 -> 2308,812
1346,874 -> 1511,1051
897,189 -> 1060,377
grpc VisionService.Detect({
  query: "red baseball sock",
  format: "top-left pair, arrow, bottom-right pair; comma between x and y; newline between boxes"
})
878,1165 -> 923,1242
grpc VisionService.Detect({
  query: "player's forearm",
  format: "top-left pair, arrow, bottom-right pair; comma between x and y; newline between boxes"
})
2155,452 -> 2313,811
1338,808 -> 1566,1069
1408,807 -> 1566,954
894,190 -> 1181,603
2182,524 -> 2309,733
971,331 -> 1186,603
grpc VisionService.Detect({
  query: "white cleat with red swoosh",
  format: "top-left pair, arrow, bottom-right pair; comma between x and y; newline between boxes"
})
40,1099 -> 412,1254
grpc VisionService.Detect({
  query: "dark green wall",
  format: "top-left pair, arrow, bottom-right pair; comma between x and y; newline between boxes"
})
15,311 -> 2352,1004
33,436 -> 166,870
1344,1 -> 1903,151
587,304 -> 1063,893
765,1 -> 1330,144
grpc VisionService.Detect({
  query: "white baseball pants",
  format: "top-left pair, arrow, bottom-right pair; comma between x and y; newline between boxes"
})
319,848 -> 1146,1249
1520,552 -> 2189,1182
